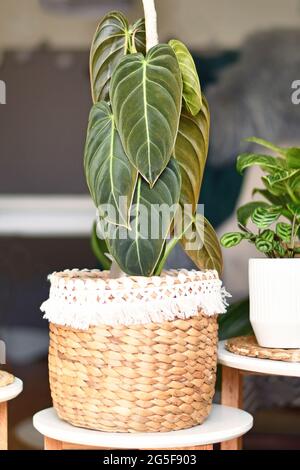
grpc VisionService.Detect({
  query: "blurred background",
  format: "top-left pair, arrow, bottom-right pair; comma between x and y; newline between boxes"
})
0,0 -> 299,449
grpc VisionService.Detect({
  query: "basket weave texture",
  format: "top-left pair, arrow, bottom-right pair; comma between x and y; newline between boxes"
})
49,313 -> 218,433
46,269 -> 222,433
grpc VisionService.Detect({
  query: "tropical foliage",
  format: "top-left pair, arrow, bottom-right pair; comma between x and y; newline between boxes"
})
221,138 -> 300,258
85,11 -> 223,276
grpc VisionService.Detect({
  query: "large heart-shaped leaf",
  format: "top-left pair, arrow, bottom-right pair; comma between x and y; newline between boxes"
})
90,12 -> 146,103
110,44 -> 182,186
181,214 -> 223,276
107,158 -> 181,276
169,39 -> 202,116
84,102 -> 137,228
174,96 -> 210,212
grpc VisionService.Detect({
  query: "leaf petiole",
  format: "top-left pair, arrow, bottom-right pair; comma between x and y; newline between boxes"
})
154,217 -> 194,275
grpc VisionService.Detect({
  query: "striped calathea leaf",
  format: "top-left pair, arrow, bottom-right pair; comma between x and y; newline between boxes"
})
237,153 -> 286,174
288,203 -> 300,218
107,159 -> 181,276
286,147 -> 300,169
84,101 -> 137,228
264,169 -> 299,187
251,206 -> 282,229
110,44 -> 182,186
169,39 -> 202,116
290,172 -> 300,199
174,96 -> 210,212
252,188 -> 287,207
237,201 -> 270,227
90,11 -> 146,103
221,232 -> 245,248
180,214 -> 223,276
276,222 -> 292,243
255,229 -> 275,253
245,138 -> 300,171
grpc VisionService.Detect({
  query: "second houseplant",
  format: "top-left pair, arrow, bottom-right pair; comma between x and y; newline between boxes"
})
41,0 -> 228,433
221,137 -> 300,348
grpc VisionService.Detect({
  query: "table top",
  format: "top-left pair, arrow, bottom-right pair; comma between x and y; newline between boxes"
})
33,405 -> 253,449
218,341 -> 300,377
0,378 -> 23,403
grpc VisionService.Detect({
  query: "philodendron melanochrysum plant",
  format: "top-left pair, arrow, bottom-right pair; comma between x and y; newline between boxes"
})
221,138 -> 300,257
84,8 -> 223,277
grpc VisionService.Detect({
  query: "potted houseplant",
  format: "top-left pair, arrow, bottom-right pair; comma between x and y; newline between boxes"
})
221,137 -> 300,348
41,0 -> 228,433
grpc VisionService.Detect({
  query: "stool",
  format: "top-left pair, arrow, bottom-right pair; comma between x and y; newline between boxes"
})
33,404 -> 253,450
219,340 -> 300,450
0,378 -> 23,450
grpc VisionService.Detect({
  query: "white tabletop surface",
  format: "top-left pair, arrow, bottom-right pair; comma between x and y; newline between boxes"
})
0,378 -> 23,403
33,405 -> 253,449
218,340 -> 300,377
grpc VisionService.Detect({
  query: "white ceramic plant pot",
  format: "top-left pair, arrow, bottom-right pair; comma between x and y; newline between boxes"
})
249,258 -> 300,349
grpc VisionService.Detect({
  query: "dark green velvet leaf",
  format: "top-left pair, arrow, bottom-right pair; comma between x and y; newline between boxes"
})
169,39 -> 202,116
90,12 -> 146,103
110,44 -> 182,186
108,159 -> 181,276
84,102 -> 137,228
181,215 -> 223,276
174,96 -> 209,212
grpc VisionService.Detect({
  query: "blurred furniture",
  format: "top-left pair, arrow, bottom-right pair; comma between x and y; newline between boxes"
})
219,341 -> 300,450
33,405 -> 253,450
0,195 -> 94,237
0,378 -> 23,449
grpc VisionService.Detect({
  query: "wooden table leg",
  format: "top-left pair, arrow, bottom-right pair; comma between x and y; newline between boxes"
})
221,366 -> 243,450
44,436 -> 63,450
0,401 -> 8,450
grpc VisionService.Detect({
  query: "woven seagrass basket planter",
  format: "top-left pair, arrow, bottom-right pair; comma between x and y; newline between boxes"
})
41,269 -> 227,433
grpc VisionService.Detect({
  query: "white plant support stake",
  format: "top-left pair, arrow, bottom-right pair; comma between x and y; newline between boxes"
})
142,0 -> 159,51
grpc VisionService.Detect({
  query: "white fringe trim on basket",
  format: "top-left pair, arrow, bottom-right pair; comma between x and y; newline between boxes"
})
40,269 -> 231,329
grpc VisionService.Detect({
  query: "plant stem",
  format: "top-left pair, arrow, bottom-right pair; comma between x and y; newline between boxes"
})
285,183 -> 298,204
290,215 -> 299,255
129,30 -> 137,53
154,219 -> 194,275
142,0 -> 159,51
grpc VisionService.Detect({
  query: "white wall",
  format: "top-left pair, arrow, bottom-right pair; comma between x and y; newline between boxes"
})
0,0 -> 299,50
152,0 -> 300,48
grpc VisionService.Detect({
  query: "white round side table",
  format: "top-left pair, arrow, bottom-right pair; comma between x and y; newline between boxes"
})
218,340 -> 300,450
0,378 -> 23,450
33,405 -> 253,451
